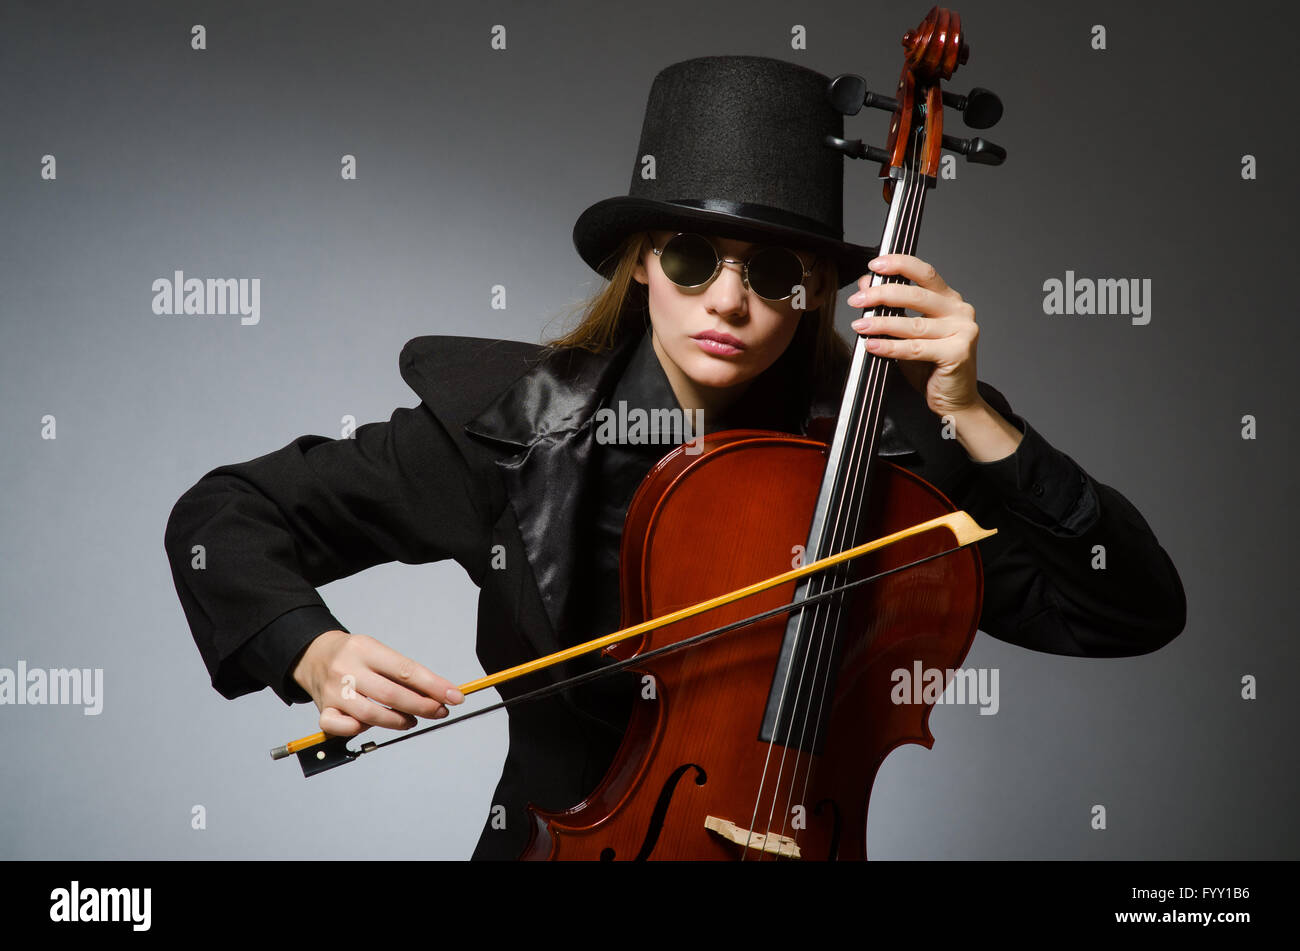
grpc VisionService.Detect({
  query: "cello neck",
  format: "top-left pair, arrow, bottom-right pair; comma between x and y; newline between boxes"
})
756,151 -> 932,751
806,151 -> 929,562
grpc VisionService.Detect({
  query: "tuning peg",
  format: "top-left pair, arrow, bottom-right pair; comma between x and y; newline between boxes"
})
823,134 -> 891,164
941,87 -> 1002,129
827,74 -> 901,116
830,73 -> 1002,130
941,134 -> 1006,165
827,74 -> 867,115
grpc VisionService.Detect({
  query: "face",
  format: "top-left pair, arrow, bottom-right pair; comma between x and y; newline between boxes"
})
632,230 -> 823,399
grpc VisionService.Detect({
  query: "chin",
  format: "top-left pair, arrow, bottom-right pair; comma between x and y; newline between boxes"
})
679,352 -> 755,390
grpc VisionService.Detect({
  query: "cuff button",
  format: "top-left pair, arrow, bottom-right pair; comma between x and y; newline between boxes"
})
1031,483 -> 1044,497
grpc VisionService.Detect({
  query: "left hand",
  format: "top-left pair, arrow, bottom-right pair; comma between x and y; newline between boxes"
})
846,253 -> 981,419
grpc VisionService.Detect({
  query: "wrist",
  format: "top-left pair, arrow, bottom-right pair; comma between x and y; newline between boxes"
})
292,629 -> 349,697
948,398 -> 1023,463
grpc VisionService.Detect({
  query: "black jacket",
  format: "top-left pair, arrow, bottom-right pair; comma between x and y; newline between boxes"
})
163,329 -> 1186,859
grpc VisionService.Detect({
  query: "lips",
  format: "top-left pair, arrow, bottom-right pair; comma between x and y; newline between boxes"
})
691,330 -> 746,349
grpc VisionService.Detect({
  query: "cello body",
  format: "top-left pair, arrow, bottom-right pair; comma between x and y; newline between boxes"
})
520,429 -> 983,860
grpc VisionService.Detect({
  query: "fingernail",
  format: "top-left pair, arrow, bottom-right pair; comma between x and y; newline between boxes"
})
446,688 -> 464,704
434,707 -> 448,719
868,257 -> 885,269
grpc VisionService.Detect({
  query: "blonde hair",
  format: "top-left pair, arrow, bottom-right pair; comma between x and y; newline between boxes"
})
545,231 -> 850,380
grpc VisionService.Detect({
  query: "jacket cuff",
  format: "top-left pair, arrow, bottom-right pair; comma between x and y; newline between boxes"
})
970,412 -> 1099,537
235,605 -> 349,706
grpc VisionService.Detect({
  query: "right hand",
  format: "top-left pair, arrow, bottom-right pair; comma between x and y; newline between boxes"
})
291,630 -> 464,737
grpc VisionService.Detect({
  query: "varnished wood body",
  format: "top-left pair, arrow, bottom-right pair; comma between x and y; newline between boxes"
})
520,430 -> 983,860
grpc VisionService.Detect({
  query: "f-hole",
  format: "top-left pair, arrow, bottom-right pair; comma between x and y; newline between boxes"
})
599,763 -> 708,861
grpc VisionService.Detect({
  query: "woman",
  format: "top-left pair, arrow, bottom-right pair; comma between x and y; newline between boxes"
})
164,56 -> 1185,859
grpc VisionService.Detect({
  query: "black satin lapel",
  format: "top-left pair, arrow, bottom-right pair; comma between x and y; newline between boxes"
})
464,331 -> 642,655
494,424 -> 598,654
464,345 -> 610,448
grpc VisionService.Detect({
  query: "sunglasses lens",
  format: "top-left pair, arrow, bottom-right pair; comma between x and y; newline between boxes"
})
659,234 -> 718,287
747,247 -> 806,301
658,234 -> 809,300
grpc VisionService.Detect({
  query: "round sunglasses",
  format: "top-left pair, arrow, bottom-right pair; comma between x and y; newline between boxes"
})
651,232 -> 814,302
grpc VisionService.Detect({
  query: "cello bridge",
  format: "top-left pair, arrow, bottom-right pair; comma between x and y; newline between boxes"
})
704,815 -> 802,859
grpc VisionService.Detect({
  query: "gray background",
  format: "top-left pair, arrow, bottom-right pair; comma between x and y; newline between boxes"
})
1,0 -> 1296,860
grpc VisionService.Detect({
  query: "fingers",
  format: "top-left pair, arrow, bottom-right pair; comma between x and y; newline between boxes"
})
335,686 -> 421,732
856,254 -> 961,298
848,253 -> 976,347
318,705 -> 368,737
851,312 -> 948,339
318,702 -> 412,737
858,330 -> 972,363
848,281 -> 972,322
845,255 -> 981,411
855,314 -> 976,356
313,633 -> 465,734
352,668 -> 449,722
851,309 -> 977,339
362,637 -> 466,709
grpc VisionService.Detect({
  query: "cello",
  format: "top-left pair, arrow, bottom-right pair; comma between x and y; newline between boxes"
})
519,6 -> 1007,860
273,6 -> 1006,861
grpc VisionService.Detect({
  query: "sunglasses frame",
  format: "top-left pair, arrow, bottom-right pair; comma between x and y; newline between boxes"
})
650,232 -> 816,303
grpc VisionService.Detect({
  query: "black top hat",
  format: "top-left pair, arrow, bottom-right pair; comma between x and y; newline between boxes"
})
573,55 -> 877,290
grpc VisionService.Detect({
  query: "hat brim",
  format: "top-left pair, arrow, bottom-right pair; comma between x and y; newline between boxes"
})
573,196 -> 878,291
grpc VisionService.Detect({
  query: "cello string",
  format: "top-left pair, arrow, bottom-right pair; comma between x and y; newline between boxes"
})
748,127 -> 927,858
767,126 -> 928,857
750,131 -> 924,857
780,152 -> 925,852
782,145 -> 929,852
770,138 -> 928,856
736,177 -> 912,857
736,322 -> 887,855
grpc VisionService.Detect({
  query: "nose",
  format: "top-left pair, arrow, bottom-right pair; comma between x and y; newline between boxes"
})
707,257 -> 749,314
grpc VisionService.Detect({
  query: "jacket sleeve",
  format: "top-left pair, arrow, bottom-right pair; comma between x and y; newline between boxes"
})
953,381 -> 1186,657
163,402 -> 493,704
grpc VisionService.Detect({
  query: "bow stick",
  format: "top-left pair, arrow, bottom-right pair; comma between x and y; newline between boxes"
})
272,509 -> 996,774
